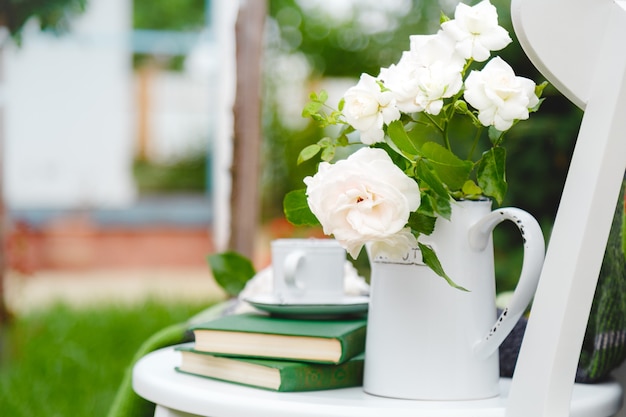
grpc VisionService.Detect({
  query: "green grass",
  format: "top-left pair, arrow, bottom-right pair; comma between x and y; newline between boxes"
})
0,299 -> 213,417
133,155 -> 207,194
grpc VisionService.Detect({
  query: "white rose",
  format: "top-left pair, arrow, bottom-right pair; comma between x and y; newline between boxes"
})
463,56 -> 539,131
343,261 -> 370,296
408,32 -> 465,69
441,0 -> 511,62
343,73 -> 400,145
379,55 -> 421,113
380,33 -> 463,115
411,61 -> 463,115
304,147 -> 421,258
369,228 -> 418,260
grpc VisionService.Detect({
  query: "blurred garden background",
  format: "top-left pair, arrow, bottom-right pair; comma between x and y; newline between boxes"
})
0,0 -> 589,416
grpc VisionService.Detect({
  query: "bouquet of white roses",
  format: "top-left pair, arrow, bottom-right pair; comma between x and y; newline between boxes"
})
284,0 -> 546,287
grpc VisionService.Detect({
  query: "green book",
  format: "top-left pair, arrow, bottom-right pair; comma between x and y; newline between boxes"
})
190,313 -> 367,364
176,346 -> 364,392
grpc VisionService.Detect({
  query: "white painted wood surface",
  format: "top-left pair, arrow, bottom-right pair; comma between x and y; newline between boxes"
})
133,346 -> 623,417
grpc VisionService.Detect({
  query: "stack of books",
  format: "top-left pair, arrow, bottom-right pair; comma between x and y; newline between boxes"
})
175,312 -> 367,392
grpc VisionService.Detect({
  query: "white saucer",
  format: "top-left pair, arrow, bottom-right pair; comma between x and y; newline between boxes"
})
244,294 -> 369,319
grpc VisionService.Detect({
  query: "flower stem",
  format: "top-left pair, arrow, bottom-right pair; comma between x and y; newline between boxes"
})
424,113 -> 444,133
493,132 -> 505,147
462,58 -> 474,77
424,113 -> 451,150
443,124 -> 452,151
468,127 -> 483,160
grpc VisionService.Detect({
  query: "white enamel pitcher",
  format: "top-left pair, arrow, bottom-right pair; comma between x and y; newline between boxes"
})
363,199 -> 545,400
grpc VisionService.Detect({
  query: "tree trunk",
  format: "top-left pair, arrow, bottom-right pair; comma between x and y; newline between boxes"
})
0,43 -> 11,324
228,0 -> 267,259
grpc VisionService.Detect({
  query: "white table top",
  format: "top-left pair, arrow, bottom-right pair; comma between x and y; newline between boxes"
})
132,345 -> 623,417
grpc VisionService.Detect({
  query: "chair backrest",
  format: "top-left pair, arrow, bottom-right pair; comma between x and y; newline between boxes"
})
507,0 -> 626,416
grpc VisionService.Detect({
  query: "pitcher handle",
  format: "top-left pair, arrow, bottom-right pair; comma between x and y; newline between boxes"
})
469,207 -> 545,359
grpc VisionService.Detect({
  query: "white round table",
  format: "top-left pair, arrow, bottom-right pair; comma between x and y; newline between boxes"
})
132,345 -> 623,417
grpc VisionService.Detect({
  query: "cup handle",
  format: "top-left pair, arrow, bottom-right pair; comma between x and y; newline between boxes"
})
468,207 -> 546,359
283,250 -> 306,290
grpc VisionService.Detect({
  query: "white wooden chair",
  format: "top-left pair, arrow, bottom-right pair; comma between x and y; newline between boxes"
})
507,0 -> 626,415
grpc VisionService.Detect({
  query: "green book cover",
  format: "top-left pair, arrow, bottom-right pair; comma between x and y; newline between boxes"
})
176,346 -> 364,392
190,313 -> 367,364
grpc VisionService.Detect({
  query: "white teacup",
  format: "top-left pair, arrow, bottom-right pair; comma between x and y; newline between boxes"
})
271,238 -> 346,304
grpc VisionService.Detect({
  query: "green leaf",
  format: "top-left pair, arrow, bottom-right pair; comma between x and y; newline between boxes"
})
405,125 -> 430,148
477,147 -> 507,205
297,144 -> 321,164
329,110 -> 343,124
461,179 -> 483,196
432,194 -> 452,220
417,193 -> 435,217
416,160 -> 448,199
321,145 -> 336,161
535,81 -> 548,98
374,142 -> 409,170
318,137 -> 332,146
439,11 -> 451,24
407,211 -> 437,235
337,134 -> 349,147
310,113 -> 325,122
302,100 -> 322,118
488,126 -> 503,143
283,189 -> 321,226
420,142 -> 473,191
207,251 -> 256,297
387,120 -> 420,156
418,243 -> 469,291
419,190 -> 452,220
337,97 -> 345,111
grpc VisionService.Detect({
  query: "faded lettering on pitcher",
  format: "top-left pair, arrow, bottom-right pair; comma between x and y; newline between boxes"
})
372,247 -> 425,265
